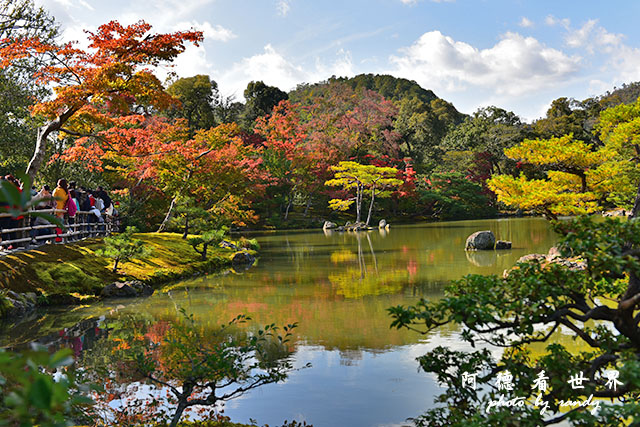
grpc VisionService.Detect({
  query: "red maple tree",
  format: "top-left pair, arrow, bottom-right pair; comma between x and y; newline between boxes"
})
0,20 -> 203,179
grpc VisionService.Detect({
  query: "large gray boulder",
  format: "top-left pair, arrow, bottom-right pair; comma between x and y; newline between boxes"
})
465,231 -> 496,251
101,280 -> 154,298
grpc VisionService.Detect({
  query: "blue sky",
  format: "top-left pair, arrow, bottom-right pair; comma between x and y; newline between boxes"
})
35,0 -> 640,120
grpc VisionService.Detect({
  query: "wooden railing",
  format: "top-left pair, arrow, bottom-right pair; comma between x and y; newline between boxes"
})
0,209 -> 119,249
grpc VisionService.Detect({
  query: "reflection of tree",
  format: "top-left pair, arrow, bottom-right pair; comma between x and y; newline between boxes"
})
0,218 -> 561,362
82,311 -> 299,426
328,231 -> 411,299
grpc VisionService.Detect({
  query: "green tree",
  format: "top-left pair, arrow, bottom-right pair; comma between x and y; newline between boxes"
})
325,161 -> 403,226
97,226 -> 149,273
187,228 -> 226,260
394,97 -> 448,166
0,0 -> 58,41
596,95 -> 640,215
0,0 -> 59,176
241,80 -> 288,128
419,172 -> 496,220
214,94 -> 244,124
439,106 -> 527,175
166,75 -> 218,134
532,97 -> 601,144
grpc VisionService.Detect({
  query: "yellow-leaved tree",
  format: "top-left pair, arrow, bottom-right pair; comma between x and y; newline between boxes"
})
325,161 -> 403,226
488,124 -> 637,219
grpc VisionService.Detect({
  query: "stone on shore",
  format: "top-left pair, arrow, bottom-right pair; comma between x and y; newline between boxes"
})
101,280 -> 154,298
603,209 -> 628,217
232,251 -> 255,266
516,254 -> 547,263
323,221 -> 337,230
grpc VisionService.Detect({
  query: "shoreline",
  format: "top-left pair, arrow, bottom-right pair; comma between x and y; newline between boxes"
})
0,233 -> 252,319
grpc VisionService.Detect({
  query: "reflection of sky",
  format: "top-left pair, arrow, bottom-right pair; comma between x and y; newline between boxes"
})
219,332 -> 506,427
222,342 -> 445,427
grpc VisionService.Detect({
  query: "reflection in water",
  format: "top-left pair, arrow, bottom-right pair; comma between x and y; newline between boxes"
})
0,218 -> 562,427
465,249 -> 497,267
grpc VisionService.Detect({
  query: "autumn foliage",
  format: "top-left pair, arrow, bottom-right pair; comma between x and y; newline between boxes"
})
0,20 -> 203,178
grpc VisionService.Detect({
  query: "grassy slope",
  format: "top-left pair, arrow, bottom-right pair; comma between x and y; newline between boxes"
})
0,233 -> 234,297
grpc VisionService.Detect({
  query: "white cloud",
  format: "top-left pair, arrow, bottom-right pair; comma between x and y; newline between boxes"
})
389,30 -> 580,96
219,44 -> 355,98
174,21 -> 236,42
277,0 -> 291,16
545,15 -> 570,29
558,19 -> 639,87
565,19 -> 623,53
519,17 -> 533,28
170,45 -> 214,79
605,44 -> 640,84
47,0 -> 92,10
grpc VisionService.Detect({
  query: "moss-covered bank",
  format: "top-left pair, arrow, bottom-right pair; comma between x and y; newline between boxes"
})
0,233 -> 239,305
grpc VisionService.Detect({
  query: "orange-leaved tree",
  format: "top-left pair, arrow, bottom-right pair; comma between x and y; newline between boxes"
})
0,20 -> 203,179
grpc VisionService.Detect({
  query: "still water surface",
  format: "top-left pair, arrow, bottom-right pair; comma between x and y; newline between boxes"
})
2,218 -> 562,426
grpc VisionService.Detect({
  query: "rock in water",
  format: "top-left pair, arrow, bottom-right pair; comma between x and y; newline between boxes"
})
495,240 -> 512,250
465,231 -> 496,251
232,251 -> 255,266
323,221 -> 337,230
101,280 -> 153,298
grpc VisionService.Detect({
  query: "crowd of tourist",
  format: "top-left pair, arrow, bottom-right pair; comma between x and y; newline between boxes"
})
0,175 -> 118,251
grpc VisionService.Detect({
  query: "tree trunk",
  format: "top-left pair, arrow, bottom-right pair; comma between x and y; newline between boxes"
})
284,194 -> 293,220
356,184 -> 362,223
201,243 -> 208,260
169,401 -> 189,427
303,195 -> 312,217
112,258 -> 119,273
365,187 -> 376,227
631,179 -> 640,219
182,213 -> 189,239
26,109 -> 76,180
157,196 -> 177,232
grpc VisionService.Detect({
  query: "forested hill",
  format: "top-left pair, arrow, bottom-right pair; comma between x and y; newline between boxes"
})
331,74 -> 438,104
289,73 -> 466,125
599,82 -> 640,108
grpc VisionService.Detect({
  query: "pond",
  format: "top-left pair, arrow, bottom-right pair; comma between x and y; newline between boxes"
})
1,217 -> 563,426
